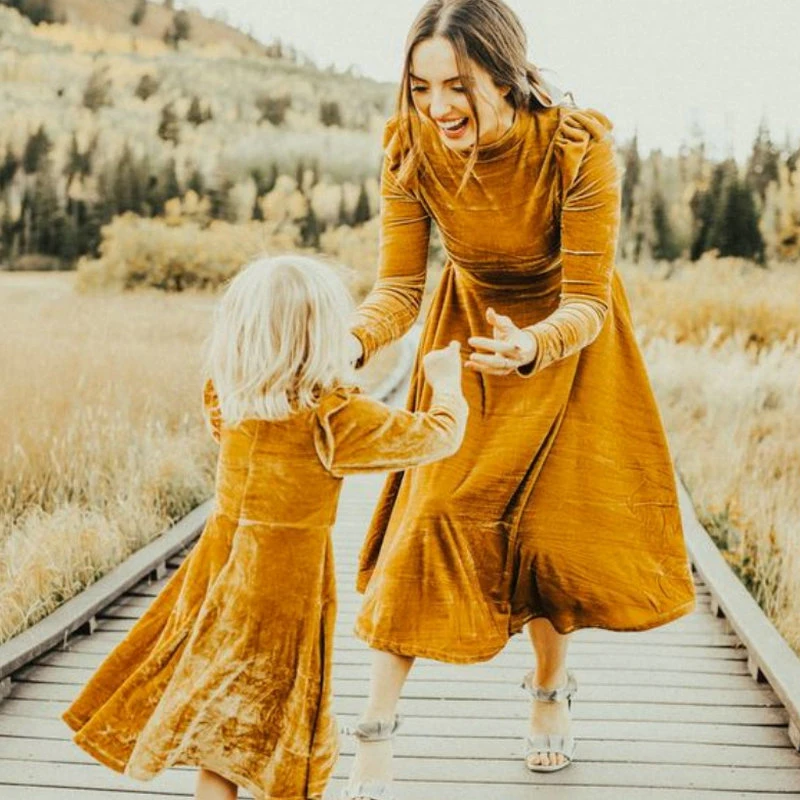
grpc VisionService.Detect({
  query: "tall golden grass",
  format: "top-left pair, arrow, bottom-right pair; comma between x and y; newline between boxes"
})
0,272 -> 396,644
621,256 -> 800,650
2,254 -> 798,653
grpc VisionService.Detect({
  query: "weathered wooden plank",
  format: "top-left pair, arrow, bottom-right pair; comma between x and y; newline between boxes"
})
3,755 -> 799,793
0,760 -> 193,793
14,664 -> 763,691
61,633 -> 749,661
89,613 -> 739,648
330,754 -> 800,792
0,788 -> 191,800
679,478 -> 800,751
1,696 -> 789,726
0,713 -> 792,748
340,781 -> 800,800
99,603 -> 728,637
4,734 -> 799,769
30,648 -> 752,675
7,676 -> 782,708
1,782 -> 794,800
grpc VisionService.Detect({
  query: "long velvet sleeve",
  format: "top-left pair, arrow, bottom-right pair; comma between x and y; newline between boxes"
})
314,388 -> 467,478
202,379 -> 222,443
518,110 -> 621,377
351,119 -> 431,366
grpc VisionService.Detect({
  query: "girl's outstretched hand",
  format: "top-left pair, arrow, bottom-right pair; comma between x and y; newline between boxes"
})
466,307 -> 537,375
422,340 -> 463,393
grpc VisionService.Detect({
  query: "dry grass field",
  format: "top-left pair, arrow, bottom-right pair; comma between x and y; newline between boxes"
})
621,257 -> 800,650
1,257 -> 798,654
0,272 -> 397,644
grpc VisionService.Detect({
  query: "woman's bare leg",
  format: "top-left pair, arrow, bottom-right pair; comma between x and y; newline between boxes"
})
347,649 -> 414,796
526,618 -> 572,767
195,768 -> 238,800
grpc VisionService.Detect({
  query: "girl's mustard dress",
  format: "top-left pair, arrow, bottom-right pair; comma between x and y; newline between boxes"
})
350,107 -> 696,664
63,382 -> 467,800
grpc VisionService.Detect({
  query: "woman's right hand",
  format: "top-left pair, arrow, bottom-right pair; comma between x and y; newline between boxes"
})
423,341 -> 463,394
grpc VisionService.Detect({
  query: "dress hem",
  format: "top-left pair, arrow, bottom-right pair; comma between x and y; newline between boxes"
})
63,710 -> 330,800
354,596 -> 696,665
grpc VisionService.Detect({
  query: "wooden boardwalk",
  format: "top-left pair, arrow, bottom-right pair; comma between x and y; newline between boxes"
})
1,472 -> 800,798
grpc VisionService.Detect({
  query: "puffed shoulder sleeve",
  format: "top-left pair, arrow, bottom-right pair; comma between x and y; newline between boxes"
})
518,108 -> 621,377
350,116 -> 431,367
202,378 -> 222,443
313,385 -> 467,478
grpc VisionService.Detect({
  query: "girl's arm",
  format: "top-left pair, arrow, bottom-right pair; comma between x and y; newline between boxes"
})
350,119 -> 430,367
314,389 -> 467,477
518,110 -> 621,376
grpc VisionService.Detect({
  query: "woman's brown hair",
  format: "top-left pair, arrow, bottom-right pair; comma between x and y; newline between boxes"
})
394,0 -> 571,192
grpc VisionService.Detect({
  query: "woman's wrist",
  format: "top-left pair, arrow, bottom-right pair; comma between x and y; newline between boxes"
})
519,329 -> 537,366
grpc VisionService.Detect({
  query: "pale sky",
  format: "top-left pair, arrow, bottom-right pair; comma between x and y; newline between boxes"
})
190,0 -> 800,160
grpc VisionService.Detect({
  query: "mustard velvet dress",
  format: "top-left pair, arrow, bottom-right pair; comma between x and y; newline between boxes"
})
351,107 -> 696,664
63,382 -> 467,800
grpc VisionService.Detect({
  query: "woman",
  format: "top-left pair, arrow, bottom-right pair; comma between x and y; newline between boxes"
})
343,1 -> 696,796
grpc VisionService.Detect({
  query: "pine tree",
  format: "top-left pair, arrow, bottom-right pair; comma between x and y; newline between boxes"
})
1,202 -> 16,262
716,179 -> 765,263
691,159 -> 765,263
319,100 -> 343,127
83,65 -> 113,112
64,133 -> 95,190
113,144 -> 147,214
186,95 -> 211,126
29,157 -> 62,256
160,158 -> 181,203
620,135 -> 640,224
157,102 -> 181,145
337,188 -> 350,227
134,73 -> 160,101
130,0 -> 147,26
22,125 -> 52,174
0,145 -> 19,191
352,182 -> 371,225
209,177 -> 236,222
746,120 -> 780,204
650,190 -> 681,261
299,207 -> 321,248
163,9 -> 191,48
187,168 -> 206,196
9,0 -> 58,25
256,94 -> 291,126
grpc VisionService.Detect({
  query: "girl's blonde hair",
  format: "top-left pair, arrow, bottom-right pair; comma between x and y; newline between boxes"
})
206,254 -> 354,425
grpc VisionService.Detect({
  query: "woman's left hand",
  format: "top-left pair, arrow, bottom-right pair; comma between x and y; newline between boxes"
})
466,307 -> 537,375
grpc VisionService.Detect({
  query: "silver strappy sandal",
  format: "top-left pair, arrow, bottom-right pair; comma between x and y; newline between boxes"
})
521,669 -> 577,773
340,715 -> 401,800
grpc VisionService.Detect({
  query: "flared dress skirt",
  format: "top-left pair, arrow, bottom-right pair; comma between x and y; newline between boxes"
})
354,262 -> 696,663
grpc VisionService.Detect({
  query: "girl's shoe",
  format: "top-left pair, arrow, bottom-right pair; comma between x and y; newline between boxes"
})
521,669 -> 577,773
340,716 -> 401,800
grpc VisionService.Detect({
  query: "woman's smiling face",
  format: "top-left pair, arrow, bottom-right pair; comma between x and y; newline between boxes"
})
409,36 -> 514,152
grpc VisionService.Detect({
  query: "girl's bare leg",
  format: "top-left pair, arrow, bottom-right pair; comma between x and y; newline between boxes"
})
526,617 -> 572,768
195,767 -> 238,800
347,649 -> 414,796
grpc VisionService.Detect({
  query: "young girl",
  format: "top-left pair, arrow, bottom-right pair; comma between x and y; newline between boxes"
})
62,254 -> 468,800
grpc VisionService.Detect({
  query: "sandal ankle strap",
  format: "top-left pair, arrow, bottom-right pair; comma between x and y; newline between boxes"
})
521,669 -> 577,703
341,714 -> 401,742
340,779 -> 395,800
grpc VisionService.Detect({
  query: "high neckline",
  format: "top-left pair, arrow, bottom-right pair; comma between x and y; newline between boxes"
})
474,106 -> 525,160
